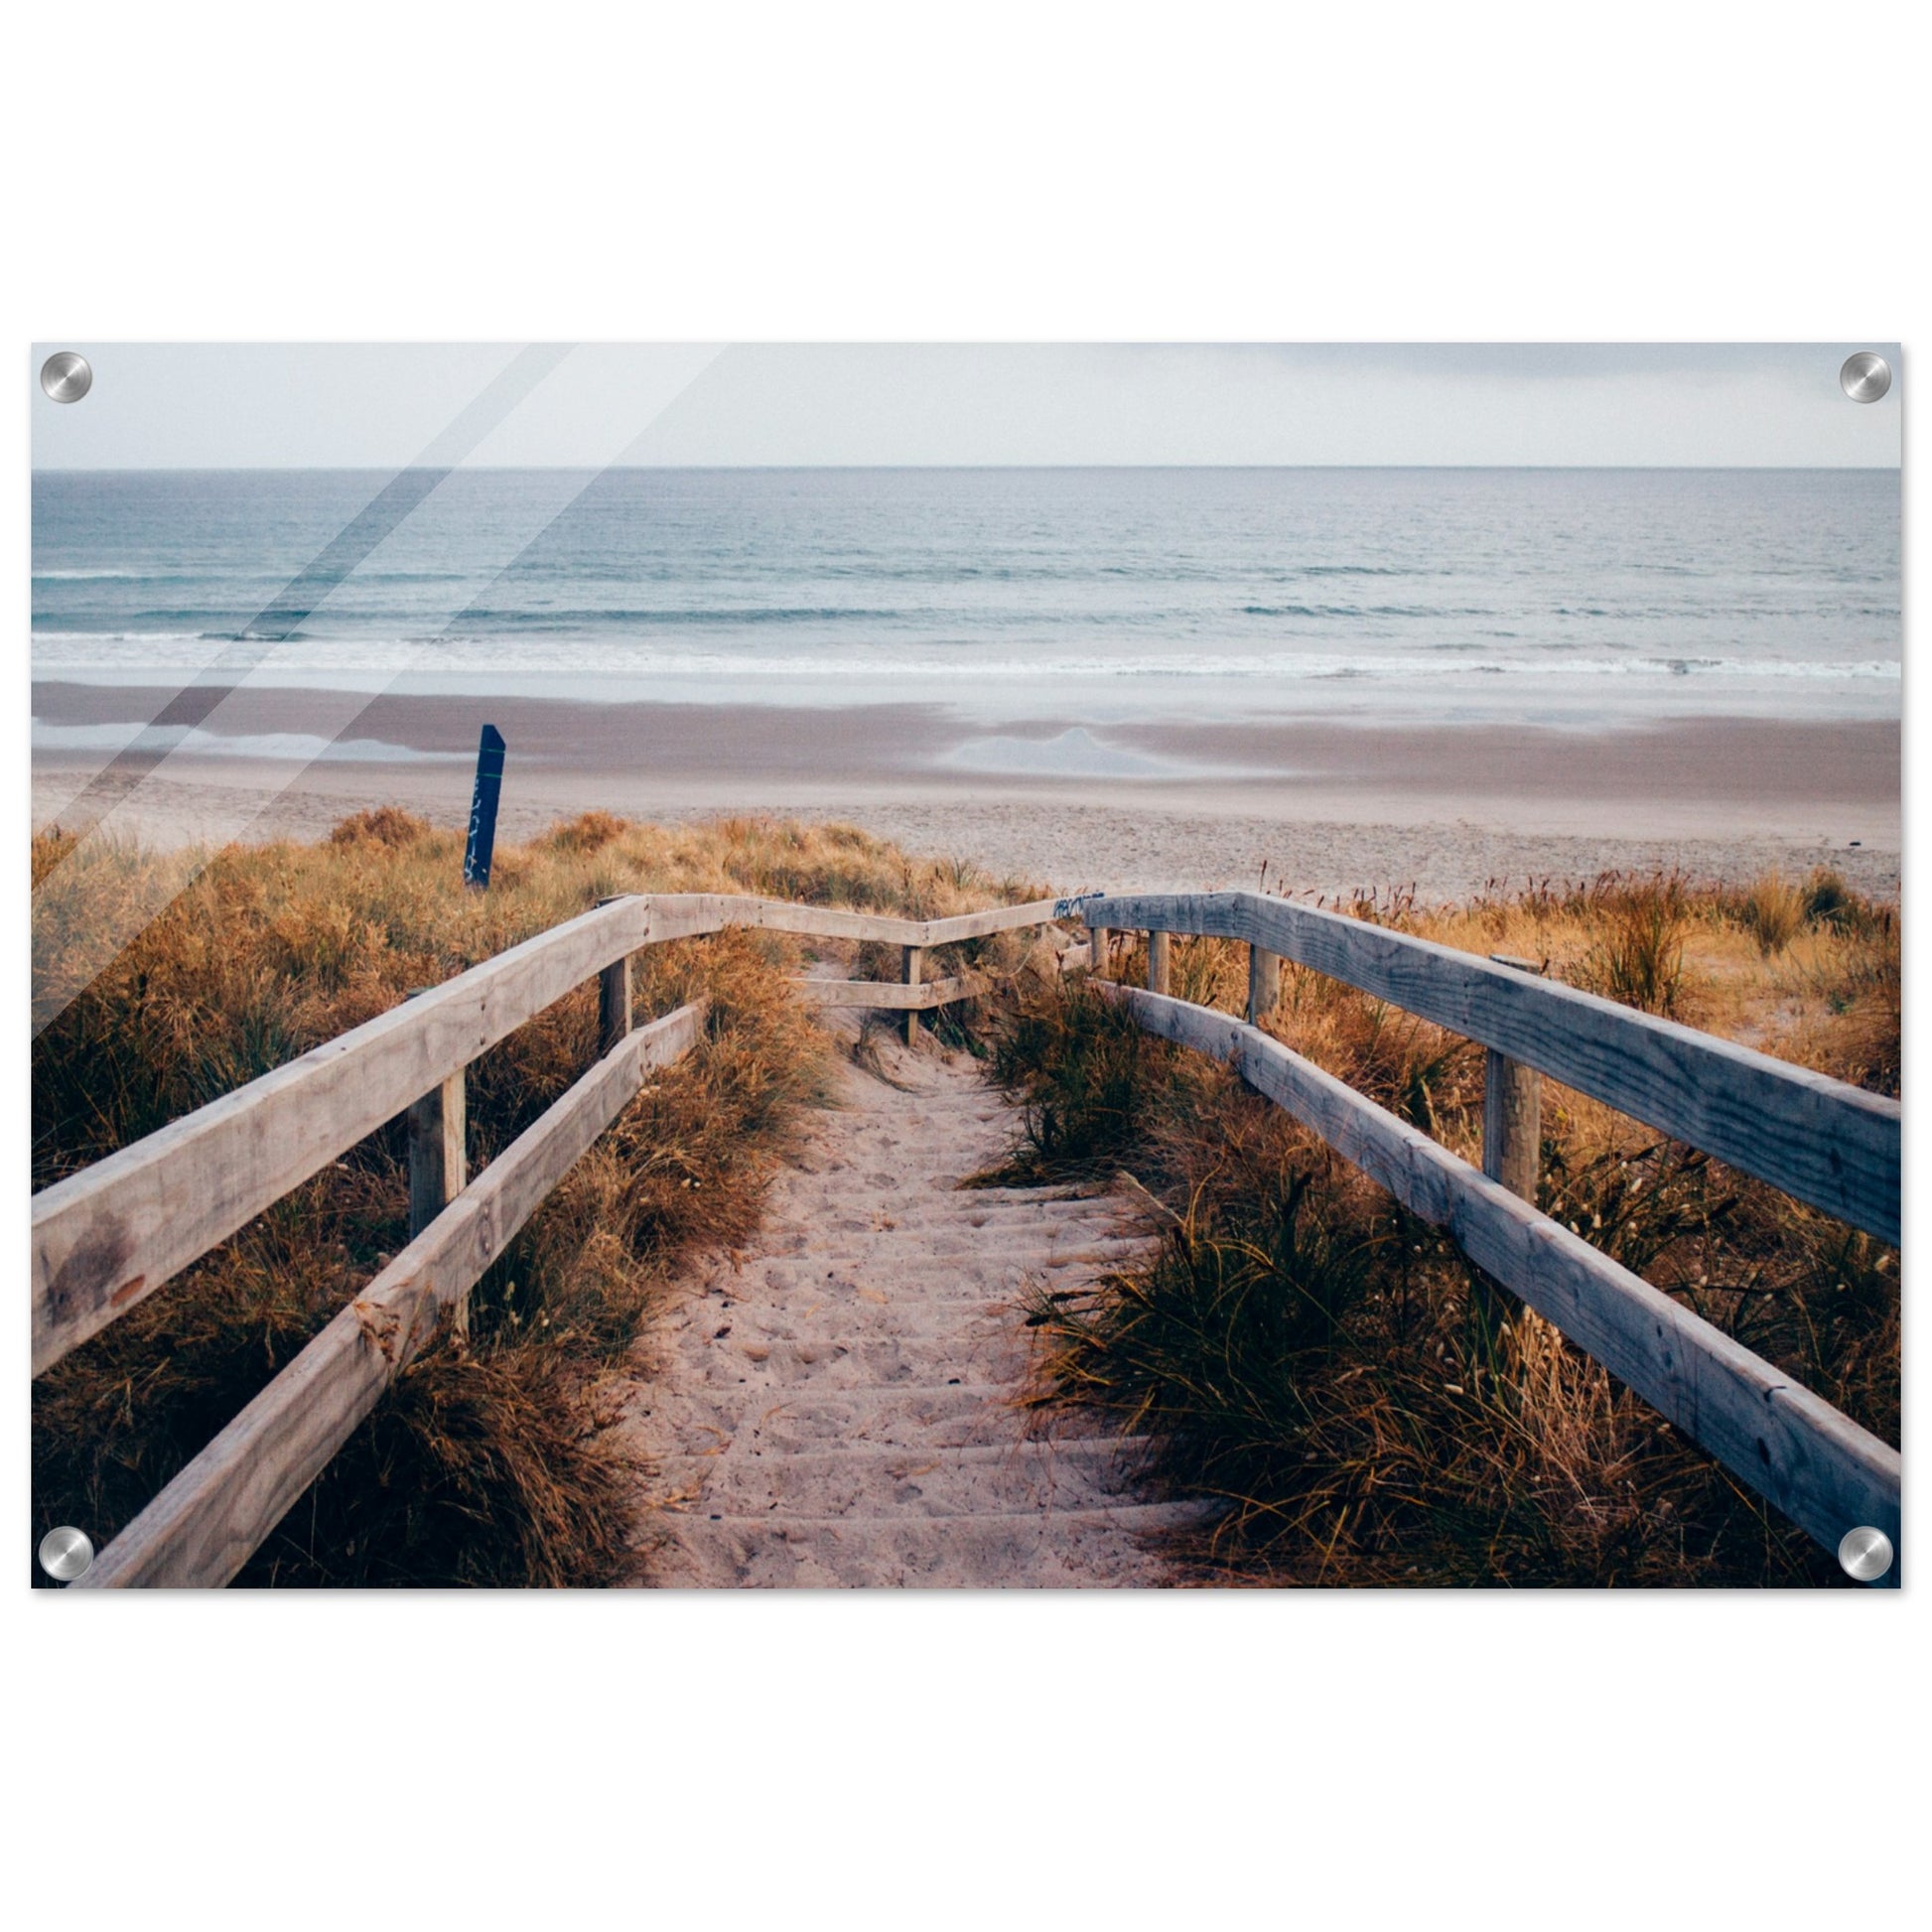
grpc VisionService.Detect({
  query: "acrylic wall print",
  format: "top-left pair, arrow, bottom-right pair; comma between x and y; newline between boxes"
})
31,344 -> 1900,1589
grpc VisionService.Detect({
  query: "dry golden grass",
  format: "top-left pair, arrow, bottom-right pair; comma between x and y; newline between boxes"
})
32,809 -> 1039,1587
991,871 -> 1899,1587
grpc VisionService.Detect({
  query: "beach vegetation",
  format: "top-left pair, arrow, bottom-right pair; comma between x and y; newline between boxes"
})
1736,871 -> 1807,955
991,870 -> 1899,1586
1572,870 -> 1691,1015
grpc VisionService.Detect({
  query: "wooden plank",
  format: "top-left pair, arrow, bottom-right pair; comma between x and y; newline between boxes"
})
32,893 -> 659,1375
407,1073 -> 467,1240
73,1002 -> 707,1589
699,895 -> 919,944
1110,985 -> 1901,1578
1483,1049 -> 1542,1204
624,892 -> 1061,948
1085,892 -> 1900,1245
917,898 -> 1063,946
789,974 -> 979,1011
1089,926 -> 1111,981
574,893 -> 905,946
1146,929 -> 1171,996
667,892 -> 1064,947
649,892 -> 1039,947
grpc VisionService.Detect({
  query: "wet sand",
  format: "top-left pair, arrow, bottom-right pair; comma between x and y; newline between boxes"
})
32,683 -> 1899,903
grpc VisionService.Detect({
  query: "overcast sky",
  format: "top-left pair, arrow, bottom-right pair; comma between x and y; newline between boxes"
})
30,343 -> 1901,469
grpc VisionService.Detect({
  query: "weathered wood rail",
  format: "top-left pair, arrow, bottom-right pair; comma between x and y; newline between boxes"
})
1085,892 -> 1899,1245
1080,892 -> 1902,1585
81,1003 -> 707,1588
36,891 -> 1064,1587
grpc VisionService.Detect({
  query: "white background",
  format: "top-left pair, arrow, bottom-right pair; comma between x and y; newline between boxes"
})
4,5 -> 1923,1925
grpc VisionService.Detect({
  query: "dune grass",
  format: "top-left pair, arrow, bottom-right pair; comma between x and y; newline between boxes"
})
31,809 -> 1039,1587
34,829 -> 1898,1590
989,869 -> 1899,1587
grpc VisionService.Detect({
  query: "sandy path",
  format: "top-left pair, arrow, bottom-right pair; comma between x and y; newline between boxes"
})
618,1025 -> 1194,1587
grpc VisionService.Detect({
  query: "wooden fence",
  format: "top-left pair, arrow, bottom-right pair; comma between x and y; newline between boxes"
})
34,883 -> 1900,1586
34,892 -> 1061,1588
1081,891 -> 1902,1585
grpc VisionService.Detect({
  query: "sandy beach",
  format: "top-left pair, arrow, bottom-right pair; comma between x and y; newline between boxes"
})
33,684 -> 1899,903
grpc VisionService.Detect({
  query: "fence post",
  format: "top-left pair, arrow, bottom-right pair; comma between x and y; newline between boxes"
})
599,954 -> 632,1056
1146,928 -> 1170,996
1478,1043 -> 1545,1362
1089,924 -> 1111,981
1479,954 -> 1546,1361
901,945 -> 923,1045
1247,944 -> 1280,1023
403,983 -> 467,1249
596,897 -> 633,1057
407,1066 -> 468,1344
1481,1050 -> 1542,1202
1481,954 -> 1545,1203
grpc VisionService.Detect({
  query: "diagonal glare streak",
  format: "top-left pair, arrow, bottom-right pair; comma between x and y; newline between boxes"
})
45,344 -> 574,845
32,345 -> 726,1039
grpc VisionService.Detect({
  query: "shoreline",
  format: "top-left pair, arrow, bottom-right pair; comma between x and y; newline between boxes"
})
32,686 -> 1899,903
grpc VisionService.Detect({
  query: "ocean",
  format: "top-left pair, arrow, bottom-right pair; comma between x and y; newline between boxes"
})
32,466 -> 1900,734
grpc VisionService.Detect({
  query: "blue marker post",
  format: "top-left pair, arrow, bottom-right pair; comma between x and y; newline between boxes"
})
463,725 -> 506,890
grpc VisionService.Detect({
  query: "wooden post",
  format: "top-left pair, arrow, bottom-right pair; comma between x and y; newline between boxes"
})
401,983 -> 466,1246
1482,1049 -> 1542,1203
1480,1041 -> 1544,1363
1247,944 -> 1280,1024
1089,925 -> 1110,980
1481,953 -> 1544,1206
408,1072 -> 467,1238
599,954 -> 632,1056
409,1069 -> 469,1339
595,897 -> 634,1058
1146,928 -> 1171,996
900,945 -> 922,1045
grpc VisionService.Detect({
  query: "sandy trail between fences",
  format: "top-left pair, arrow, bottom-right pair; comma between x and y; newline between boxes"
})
617,1017 -> 1199,1587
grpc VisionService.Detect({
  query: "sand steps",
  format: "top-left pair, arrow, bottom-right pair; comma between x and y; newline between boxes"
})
649,1504 -> 1206,1589
620,1027 -> 1185,1587
650,1439 -> 1159,1517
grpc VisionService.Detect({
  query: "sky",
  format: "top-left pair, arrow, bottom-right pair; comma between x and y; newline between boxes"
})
29,343 -> 1902,469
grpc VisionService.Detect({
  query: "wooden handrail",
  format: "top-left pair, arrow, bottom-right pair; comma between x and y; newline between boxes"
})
73,1002 -> 707,1589
33,894 -> 655,1373
33,892 -> 1065,1374
1082,891 -> 1900,1246
1107,985 -> 1901,1582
